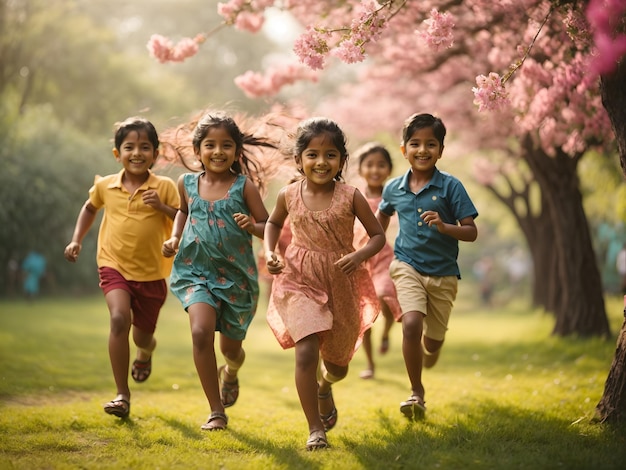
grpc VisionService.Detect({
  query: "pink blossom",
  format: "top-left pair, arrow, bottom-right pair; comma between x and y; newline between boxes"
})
417,8 -> 455,50
586,0 -> 626,75
331,39 -> 366,64
472,73 -> 510,112
146,34 -> 200,63
235,11 -> 265,33
293,27 -> 330,70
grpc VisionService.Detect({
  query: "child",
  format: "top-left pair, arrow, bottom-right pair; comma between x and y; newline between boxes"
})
64,117 -> 180,418
264,117 -> 385,450
377,113 -> 478,420
352,142 -> 402,380
162,112 -> 275,431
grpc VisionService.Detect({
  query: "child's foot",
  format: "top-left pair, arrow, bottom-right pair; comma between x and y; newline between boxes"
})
201,411 -> 228,431
104,394 -> 130,418
380,337 -> 389,354
400,395 -> 426,421
218,365 -> 239,408
131,357 -> 152,382
359,368 -> 374,379
318,388 -> 338,431
306,429 -> 329,451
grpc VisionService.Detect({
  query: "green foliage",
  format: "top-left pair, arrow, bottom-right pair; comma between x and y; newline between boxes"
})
0,293 -> 625,469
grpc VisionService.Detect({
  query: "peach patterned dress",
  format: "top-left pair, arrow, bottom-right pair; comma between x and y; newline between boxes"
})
353,194 -> 402,322
266,180 -> 379,366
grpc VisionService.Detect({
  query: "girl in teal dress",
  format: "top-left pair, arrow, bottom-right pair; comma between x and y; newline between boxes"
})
162,112 -> 276,431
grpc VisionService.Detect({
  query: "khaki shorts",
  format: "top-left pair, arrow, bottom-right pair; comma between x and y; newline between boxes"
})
389,259 -> 458,341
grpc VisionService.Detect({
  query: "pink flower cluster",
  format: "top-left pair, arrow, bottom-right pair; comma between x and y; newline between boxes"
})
417,8 -> 455,50
472,73 -> 510,112
586,0 -> 626,75
218,0 -> 268,33
147,34 -> 203,63
234,64 -> 318,98
293,27 -> 331,70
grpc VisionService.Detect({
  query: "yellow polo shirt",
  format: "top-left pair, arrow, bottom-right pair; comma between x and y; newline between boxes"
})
89,169 -> 180,282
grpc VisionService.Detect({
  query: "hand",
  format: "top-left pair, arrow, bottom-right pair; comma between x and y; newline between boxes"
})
233,212 -> 254,232
421,210 -> 444,231
266,251 -> 284,275
64,242 -> 81,263
162,237 -> 179,257
334,252 -> 360,275
143,190 -> 162,210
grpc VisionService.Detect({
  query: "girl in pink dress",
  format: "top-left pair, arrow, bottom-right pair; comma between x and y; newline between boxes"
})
353,142 -> 403,380
264,118 -> 385,451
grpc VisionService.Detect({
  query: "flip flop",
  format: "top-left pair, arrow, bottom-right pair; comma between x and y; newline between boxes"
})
132,357 -> 152,383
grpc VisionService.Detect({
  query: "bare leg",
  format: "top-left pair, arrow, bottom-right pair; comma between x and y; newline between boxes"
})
295,334 -> 324,433
104,289 -> 133,399
133,328 -> 156,362
402,310 -> 425,400
188,303 -> 225,427
422,336 -> 444,369
379,299 -> 394,354
359,328 -> 375,379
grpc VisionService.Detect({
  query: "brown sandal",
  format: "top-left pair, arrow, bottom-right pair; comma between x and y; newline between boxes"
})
400,395 -> 426,421
218,365 -> 239,408
201,411 -> 228,431
104,394 -> 130,418
131,357 -> 152,383
318,388 -> 338,431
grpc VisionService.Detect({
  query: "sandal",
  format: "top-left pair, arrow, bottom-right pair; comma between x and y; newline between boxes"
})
201,411 -> 228,431
306,429 -> 329,451
104,394 -> 130,418
359,368 -> 374,380
218,365 -> 239,408
318,388 -> 338,431
131,357 -> 152,383
400,395 -> 426,421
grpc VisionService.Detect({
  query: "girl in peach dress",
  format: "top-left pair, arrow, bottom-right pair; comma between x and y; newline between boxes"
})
264,118 -> 385,451
352,142 -> 402,380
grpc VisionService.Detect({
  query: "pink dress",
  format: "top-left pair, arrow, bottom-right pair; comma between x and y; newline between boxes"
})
353,194 -> 402,322
267,180 -> 379,366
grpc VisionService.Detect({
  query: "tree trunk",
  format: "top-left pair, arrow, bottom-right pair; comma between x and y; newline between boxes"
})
594,59 -> 626,424
521,135 -> 610,337
594,307 -> 626,423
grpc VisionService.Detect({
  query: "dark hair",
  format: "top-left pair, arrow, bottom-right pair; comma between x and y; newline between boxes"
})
113,117 -> 159,151
293,117 -> 348,181
355,142 -> 393,171
402,113 -> 446,147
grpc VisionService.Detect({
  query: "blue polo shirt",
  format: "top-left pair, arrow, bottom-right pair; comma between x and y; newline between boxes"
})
379,167 -> 478,278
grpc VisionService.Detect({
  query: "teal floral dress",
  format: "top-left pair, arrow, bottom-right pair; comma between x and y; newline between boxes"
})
169,173 -> 259,340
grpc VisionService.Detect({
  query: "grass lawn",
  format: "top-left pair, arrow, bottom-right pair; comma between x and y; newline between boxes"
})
0,285 -> 625,469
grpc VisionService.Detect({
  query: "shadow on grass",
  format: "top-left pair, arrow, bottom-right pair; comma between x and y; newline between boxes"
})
337,400 -> 626,470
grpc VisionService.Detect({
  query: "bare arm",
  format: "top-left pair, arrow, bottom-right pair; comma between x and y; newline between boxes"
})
234,177 -> 269,239
421,212 -> 478,242
335,190 -> 386,275
263,188 -> 289,275
64,201 -> 98,262
142,189 -> 178,220
162,175 -> 189,257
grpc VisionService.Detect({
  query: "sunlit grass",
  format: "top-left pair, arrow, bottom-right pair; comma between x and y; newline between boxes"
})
0,289 -> 625,469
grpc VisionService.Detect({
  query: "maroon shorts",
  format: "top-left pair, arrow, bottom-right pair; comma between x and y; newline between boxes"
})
98,267 -> 167,333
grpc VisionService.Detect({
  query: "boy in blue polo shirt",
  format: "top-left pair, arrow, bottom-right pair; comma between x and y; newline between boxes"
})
377,113 -> 478,420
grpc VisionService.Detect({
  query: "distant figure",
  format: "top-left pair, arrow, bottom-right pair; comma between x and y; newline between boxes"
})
617,244 -> 626,295
21,251 -> 46,299
6,256 -> 20,297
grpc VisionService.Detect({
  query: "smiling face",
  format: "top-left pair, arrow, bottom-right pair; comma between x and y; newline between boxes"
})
195,125 -> 240,174
359,150 -> 392,190
296,134 -> 345,186
401,126 -> 443,174
113,130 -> 158,176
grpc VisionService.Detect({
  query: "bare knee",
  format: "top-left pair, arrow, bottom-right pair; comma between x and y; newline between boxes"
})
190,325 -> 215,350
109,310 -> 131,336
402,311 -> 424,340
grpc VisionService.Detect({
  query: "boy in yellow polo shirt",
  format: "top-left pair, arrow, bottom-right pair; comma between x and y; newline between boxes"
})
64,117 -> 179,418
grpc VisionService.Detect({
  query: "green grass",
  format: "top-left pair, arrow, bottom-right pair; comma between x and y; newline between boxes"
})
1,287 -> 625,469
